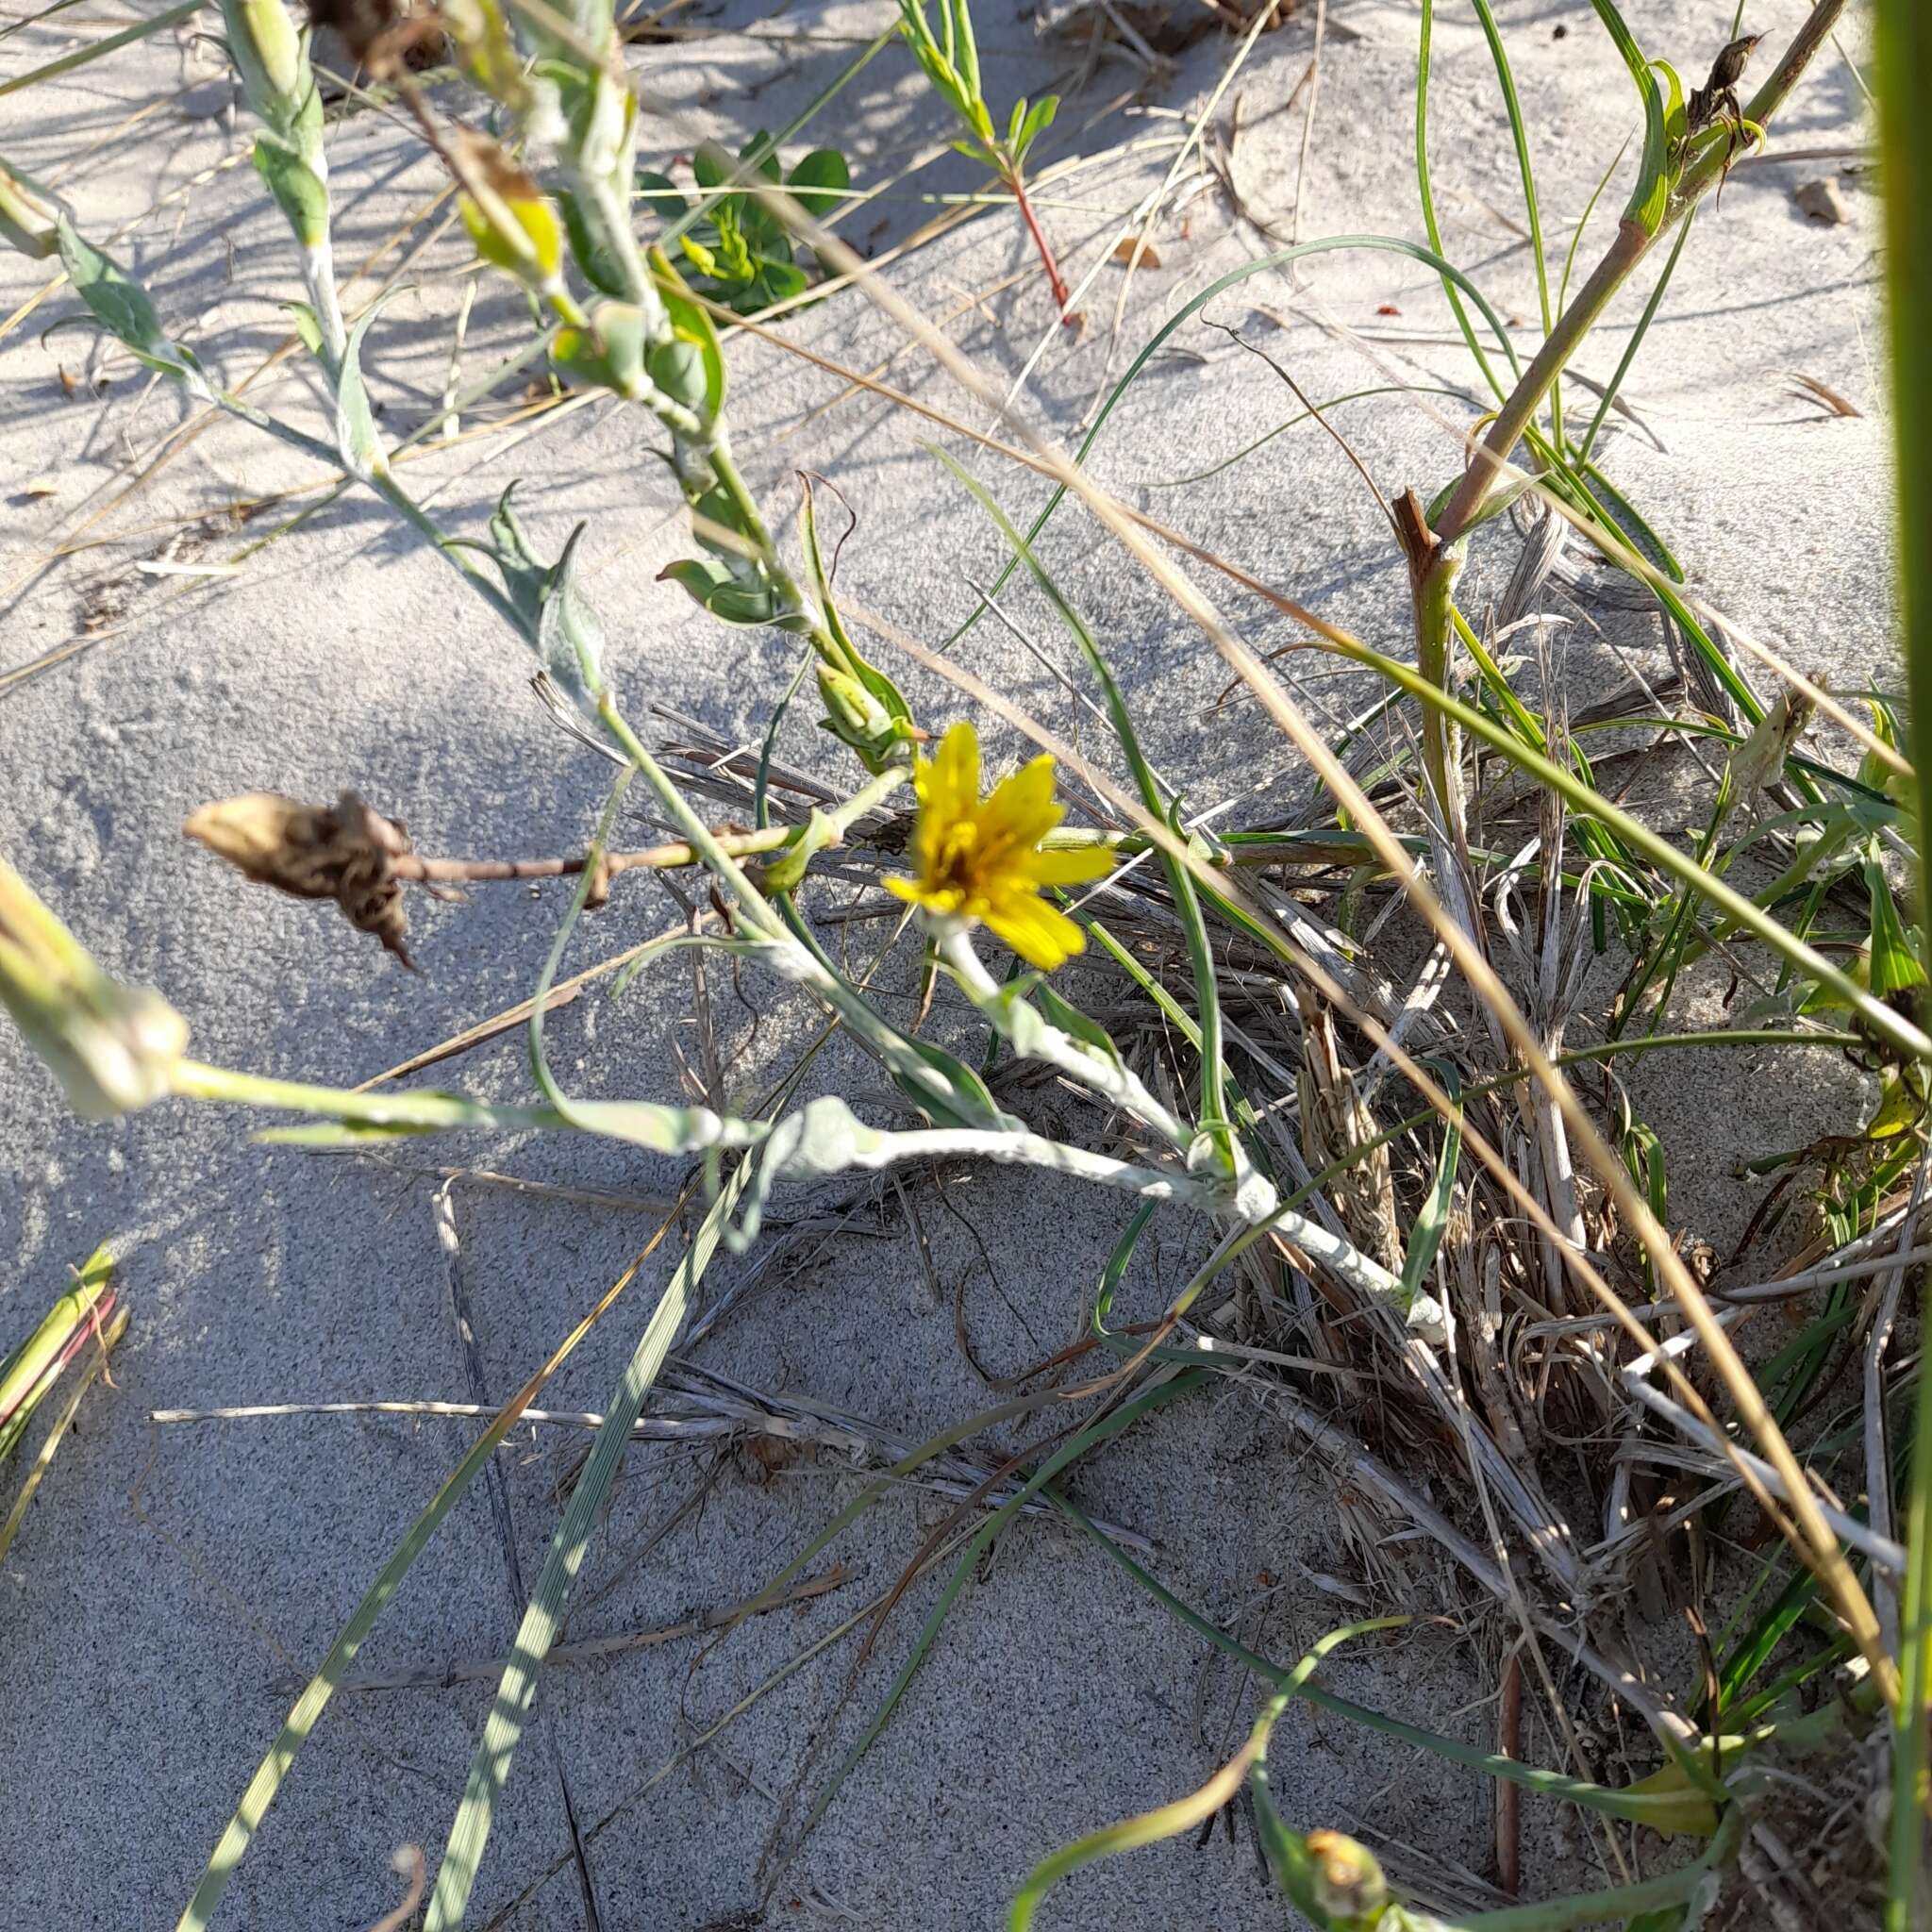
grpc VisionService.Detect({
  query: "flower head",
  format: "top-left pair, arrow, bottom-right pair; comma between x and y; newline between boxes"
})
886,722 -> 1112,971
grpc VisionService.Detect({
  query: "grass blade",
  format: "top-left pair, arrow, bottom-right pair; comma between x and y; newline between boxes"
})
934,450 -> 1234,1164
0,1304 -> 127,1566
778,1371 -> 1209,1869
943,234 -> 1521,648
1416,0 -> 1510,403
1008,1618 -> 1401,1930
0,0 -> 202,101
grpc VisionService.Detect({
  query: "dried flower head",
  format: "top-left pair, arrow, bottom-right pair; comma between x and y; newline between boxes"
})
305,0 -> 441,73
885,721 -> 1112,972
184,790 -> 416,966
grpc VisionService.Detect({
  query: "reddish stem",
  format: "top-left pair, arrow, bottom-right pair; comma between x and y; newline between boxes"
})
1005,164 -> 1073,325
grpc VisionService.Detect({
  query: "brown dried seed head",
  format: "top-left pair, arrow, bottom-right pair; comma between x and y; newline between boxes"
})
306,0 -> 442,72
1708,32 -> 1765,91
184,792 -> 338,895
184,790 -> 417,968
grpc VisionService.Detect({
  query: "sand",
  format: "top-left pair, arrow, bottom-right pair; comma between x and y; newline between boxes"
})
0,1 -> 1891,1926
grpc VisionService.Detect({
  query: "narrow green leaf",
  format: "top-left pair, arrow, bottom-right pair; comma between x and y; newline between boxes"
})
1008,1618 -> 1400,1931
55,214 -> 166,359
1588,0 -> 1673,232
332,291 -> 397,484
1399,1070 -> 1460,1305
1866,851 -> 1926,996
0,0 -> 202,100
175,1303 -> 628,1930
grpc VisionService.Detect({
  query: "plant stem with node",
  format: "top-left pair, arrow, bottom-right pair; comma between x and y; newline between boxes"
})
1004,163 -> 1072,322
1403,0 -> 1849,834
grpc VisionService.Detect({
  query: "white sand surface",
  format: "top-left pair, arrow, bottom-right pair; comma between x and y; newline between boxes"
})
0,1 -> 1891,1925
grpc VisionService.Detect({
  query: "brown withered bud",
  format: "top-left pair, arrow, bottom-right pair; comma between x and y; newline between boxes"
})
184,790 -> 417,967
306,0 -> 442,74
1707,32 -> 1765,92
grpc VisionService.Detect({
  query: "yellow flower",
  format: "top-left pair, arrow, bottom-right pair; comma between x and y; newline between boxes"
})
886,722 -> 1113,971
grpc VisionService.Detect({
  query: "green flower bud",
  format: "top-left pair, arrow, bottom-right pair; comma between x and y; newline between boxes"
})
219,0 -> 312,144
0,861 -> 188,1120
816,663 -> 898,761
1301,1830 -> 1389,1928
554,301 -> 650,399
458,140 -> 566,293
646,338 -> 708,414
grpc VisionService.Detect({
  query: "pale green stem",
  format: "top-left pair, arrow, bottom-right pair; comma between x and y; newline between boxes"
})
171,1059 -> 566,1131
939,924 -> 1191,1152
833,1125 -> 1233,1211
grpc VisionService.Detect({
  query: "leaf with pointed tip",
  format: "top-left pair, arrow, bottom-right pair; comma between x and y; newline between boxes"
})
279,299 -> 324,358
536,524 -> 608,708
557,187 -> 625,296
485,483 -> 548,629
798,473 -> 910,738
1014,93 -> 1058,160
333,291 -> 401,483
648,244 -> 726,419
422,1164 -> 749,1931
53,213 -> 192,378
1033,982 -> 1123,1068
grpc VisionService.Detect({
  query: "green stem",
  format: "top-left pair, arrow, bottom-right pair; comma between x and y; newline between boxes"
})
940,927 -> 1192,1155
1433,0 -> 1849,550
1324,634 -> 1931,1063
1877,0 -> 1932,1917
367,464 -> 535,641
1442,1808 -> 1746,1931
1432,216 -> 1649,549
170,1059 -> 566,1130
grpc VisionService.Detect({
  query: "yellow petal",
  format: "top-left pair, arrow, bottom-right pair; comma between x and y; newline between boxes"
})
922,721 -> 979,827
1023,844 -> 1117,887
980,756 -> 1062,852
984,894 -> 1086,971
887,874 -> 965,916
